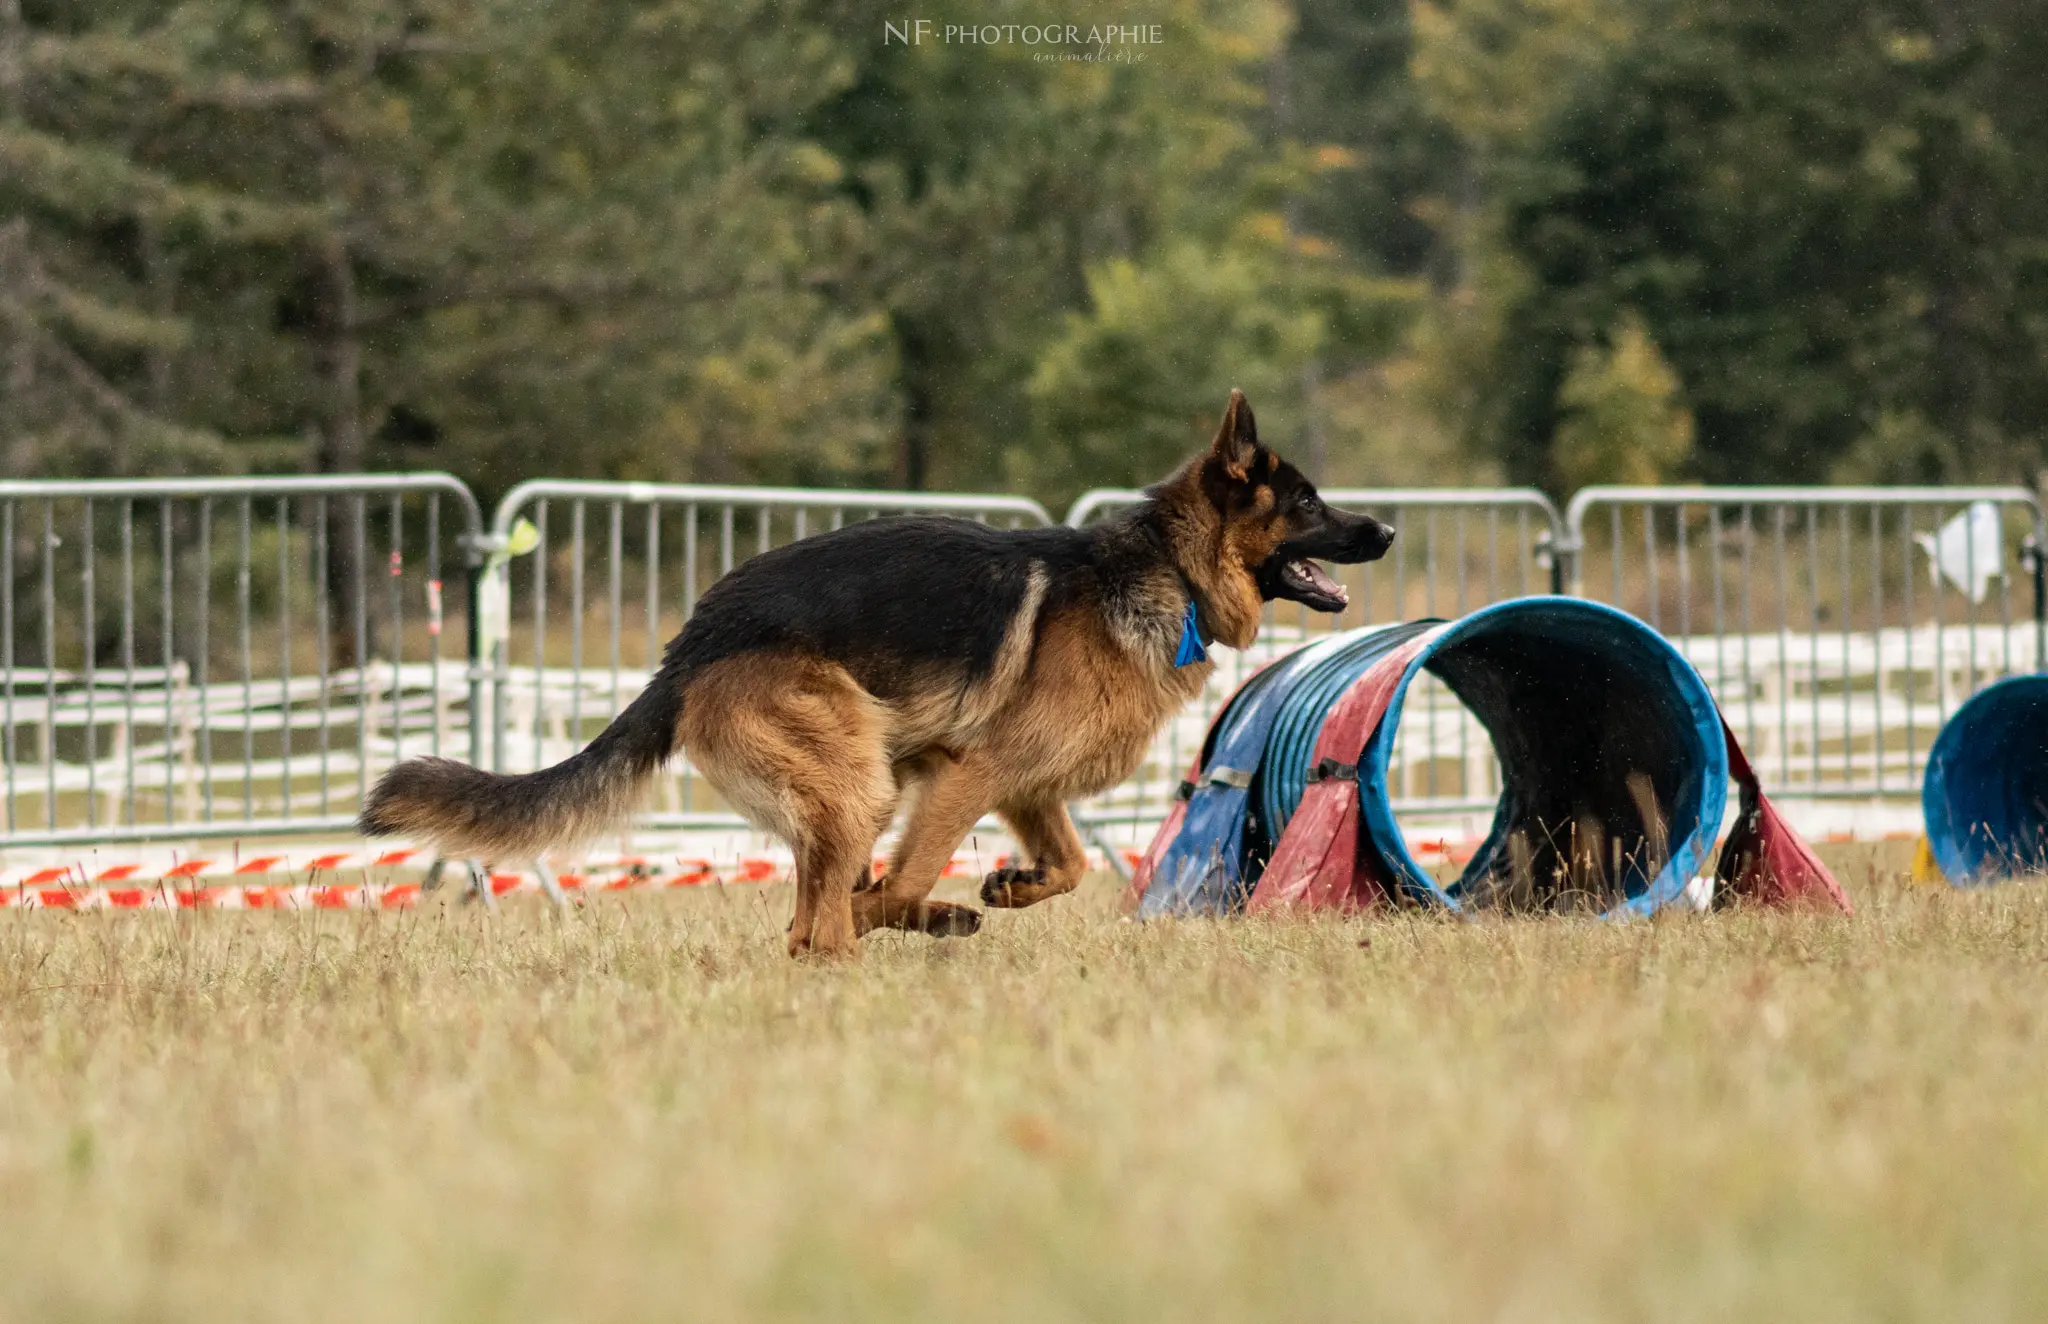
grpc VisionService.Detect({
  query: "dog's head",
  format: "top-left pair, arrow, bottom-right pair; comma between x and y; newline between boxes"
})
1153,390 -> 1395,645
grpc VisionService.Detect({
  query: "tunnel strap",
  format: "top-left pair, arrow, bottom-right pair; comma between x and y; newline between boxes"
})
1206,766 -> 1253,789
1307,758 -> 1357,784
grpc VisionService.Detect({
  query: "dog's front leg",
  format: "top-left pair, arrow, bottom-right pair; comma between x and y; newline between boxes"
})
852,750 -> 992,938
982,797 -> 1087,909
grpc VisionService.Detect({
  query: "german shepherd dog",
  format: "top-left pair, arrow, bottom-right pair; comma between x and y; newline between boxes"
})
360,391 -> 1393,956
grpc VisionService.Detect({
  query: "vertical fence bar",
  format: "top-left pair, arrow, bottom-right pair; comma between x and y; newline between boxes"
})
313,497 -> 332,816
352,495 -> 368,810
1964,501 -> 1979,696
2037,506 -> 2048,673
1486,507 -> 1500,606
1610,504 -> 1623,607
1360,515 -> 1376,625
277,496 -> 292,820
1423,508 -> 1438,798
1455,508 -> 1470,796
425,494 -> 439,761
41,501 -> 55,829
313,497 -> 329,816
1902,502 -> 1917,782
645,503 -> 661,675
1957,504 -> 1974,700
1644,504 -> 1659,632
82,498 -> 96,827
608,499 -> 623,719
3,502 -> 13,832
1805,503 -> 1820,791
160,501 -> 173,828
1517,508 -> 1532,597
1675,503 -> 1691,643
121,499 -> 135,826
570,501 -> 586,748
1773,506 -> 1790,788
682,503 -> 699,623
1389,507 -> 1413,791
387,493 -> 404,770
239,496 -> 254,819
1997,506 -> 2015,678
1933,504 -> 1948,729
1709,505 -> 1726,721
532,501 -> 549,771
463,496 -> 484,772
1870,504 -> 1884,794
1839,506 -> 1852,786
1740,505 -> 1756,761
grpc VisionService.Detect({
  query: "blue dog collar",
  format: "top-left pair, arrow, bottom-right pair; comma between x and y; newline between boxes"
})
1174,600 -> 1208,667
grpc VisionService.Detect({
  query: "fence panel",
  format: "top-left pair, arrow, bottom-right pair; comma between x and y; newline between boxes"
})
0,475 -> 486,847
1064,488 -> 1569,833
1564,486 -> 2048,799
481,481 -> 1054,829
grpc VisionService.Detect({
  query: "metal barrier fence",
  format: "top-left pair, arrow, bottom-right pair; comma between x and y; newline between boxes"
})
481,481 -> 1054,828
1562,486 -> 2048,799
1064,488 -> 1568,828
0,475 -> 486,847
3,473 -> 2042,854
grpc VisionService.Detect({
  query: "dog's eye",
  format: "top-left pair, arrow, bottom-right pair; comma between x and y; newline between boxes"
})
1299,494 -> 1323,516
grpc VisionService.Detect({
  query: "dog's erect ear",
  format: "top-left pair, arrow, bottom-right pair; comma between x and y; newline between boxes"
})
1210,389 -> 1260,480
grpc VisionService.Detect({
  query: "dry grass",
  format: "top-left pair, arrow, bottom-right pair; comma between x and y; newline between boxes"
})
0,859 -> 2044,1322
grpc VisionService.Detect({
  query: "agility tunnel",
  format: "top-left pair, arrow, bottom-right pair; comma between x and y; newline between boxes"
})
1922,675 -> 2048,885
1130,598 -> 1847,918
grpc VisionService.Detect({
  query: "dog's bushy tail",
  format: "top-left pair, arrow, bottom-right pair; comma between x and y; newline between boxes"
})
357,677 -> 681,861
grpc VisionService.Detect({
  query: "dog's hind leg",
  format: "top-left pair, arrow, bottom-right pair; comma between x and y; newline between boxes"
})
853,750 -> 993,938
982,796 -> 1086,909
781,738 -> 894,960
683,654 -> 895,959
789,816 -> 876,959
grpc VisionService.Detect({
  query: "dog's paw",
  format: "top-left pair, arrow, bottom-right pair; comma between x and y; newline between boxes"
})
981,865 -> 1046,908
913,901 -> 983,937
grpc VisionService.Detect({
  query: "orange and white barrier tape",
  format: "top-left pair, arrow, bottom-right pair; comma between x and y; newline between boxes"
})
0,840 -> 1156,911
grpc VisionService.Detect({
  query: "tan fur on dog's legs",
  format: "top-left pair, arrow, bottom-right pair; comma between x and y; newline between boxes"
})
791,828 -> 865,958
852,751 -> 994,937
678,654 -> 894,960
982,797 -> 1087,908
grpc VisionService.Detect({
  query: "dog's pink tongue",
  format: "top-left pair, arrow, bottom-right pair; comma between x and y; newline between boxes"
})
1304,562 -> 1347,603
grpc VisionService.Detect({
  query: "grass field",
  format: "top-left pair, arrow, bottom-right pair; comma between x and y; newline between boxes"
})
0,853 -> 2044,1322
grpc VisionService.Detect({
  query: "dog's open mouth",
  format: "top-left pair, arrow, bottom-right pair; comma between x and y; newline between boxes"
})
1274,558 -> 1348,611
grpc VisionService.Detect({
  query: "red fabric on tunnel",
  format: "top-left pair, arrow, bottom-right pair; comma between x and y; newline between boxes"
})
1247,632 -> 1439,914
1716,718 -> 1852,912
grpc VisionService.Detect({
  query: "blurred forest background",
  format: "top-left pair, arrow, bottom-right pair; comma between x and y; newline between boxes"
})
4,0 -> 2045,510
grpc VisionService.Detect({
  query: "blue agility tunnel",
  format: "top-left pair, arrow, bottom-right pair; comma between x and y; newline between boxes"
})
1923,675 -> 2048,885
1133,598 -> 1766,918
1136,622 -> 1436,917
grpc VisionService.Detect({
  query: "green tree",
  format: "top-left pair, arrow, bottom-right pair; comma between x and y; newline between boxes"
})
1551,312 -> 1694,489
1485,0 -> 2048,486
3,0 -> 900,495
803,0 -> 1292,492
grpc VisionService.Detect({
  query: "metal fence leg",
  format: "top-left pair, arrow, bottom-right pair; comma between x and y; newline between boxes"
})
466,859 -> 497,911
532,856 -> 569,907
1080,818 -> 1134,883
